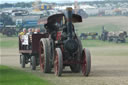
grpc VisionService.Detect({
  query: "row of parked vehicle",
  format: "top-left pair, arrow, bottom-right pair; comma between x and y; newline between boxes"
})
99,28 -> 127,43
79,27 -> 127,43
80,32 -> 98,40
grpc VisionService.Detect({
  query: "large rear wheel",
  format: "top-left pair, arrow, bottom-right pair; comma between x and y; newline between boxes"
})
81,48 -> 91,76
39,38 -> 51,73
54,48 -> 63,76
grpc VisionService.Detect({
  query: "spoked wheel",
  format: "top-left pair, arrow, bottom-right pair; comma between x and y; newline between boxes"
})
54,48 -> 63,76
39,38 -> 51,73
81,48 -> 91,76
30,56 -> 36,70
21,55 -> 25,68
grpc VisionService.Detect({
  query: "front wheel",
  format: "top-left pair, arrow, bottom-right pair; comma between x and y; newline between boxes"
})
81,48 -> 91,76
54,48 -> 63,76
31,56 -> 36,70
21,55 -> 25,68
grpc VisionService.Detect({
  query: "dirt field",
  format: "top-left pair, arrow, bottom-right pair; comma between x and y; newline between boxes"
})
1,16 -> 128,85
82,16 -> 128,30
76,16 -> 128,34
1,46 -> 128,85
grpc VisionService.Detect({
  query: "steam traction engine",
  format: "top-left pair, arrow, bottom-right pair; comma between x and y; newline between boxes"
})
39,8 -> 91,76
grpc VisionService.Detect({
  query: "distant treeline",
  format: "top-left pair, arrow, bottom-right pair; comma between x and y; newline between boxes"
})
80,0 -> 128,4
104,0 -> 128,1
0,0 -> 128,8
0,2 -> 32,8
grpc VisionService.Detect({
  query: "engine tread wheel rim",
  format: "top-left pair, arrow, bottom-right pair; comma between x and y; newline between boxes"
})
54,48 -> 63,76
39,38 -> 52,73
82,49 -> 86,75
39,39 -> 46,72
82,48 -> 91,76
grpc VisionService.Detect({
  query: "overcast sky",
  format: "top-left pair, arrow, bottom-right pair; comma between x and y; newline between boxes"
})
0,0 -> 102,4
